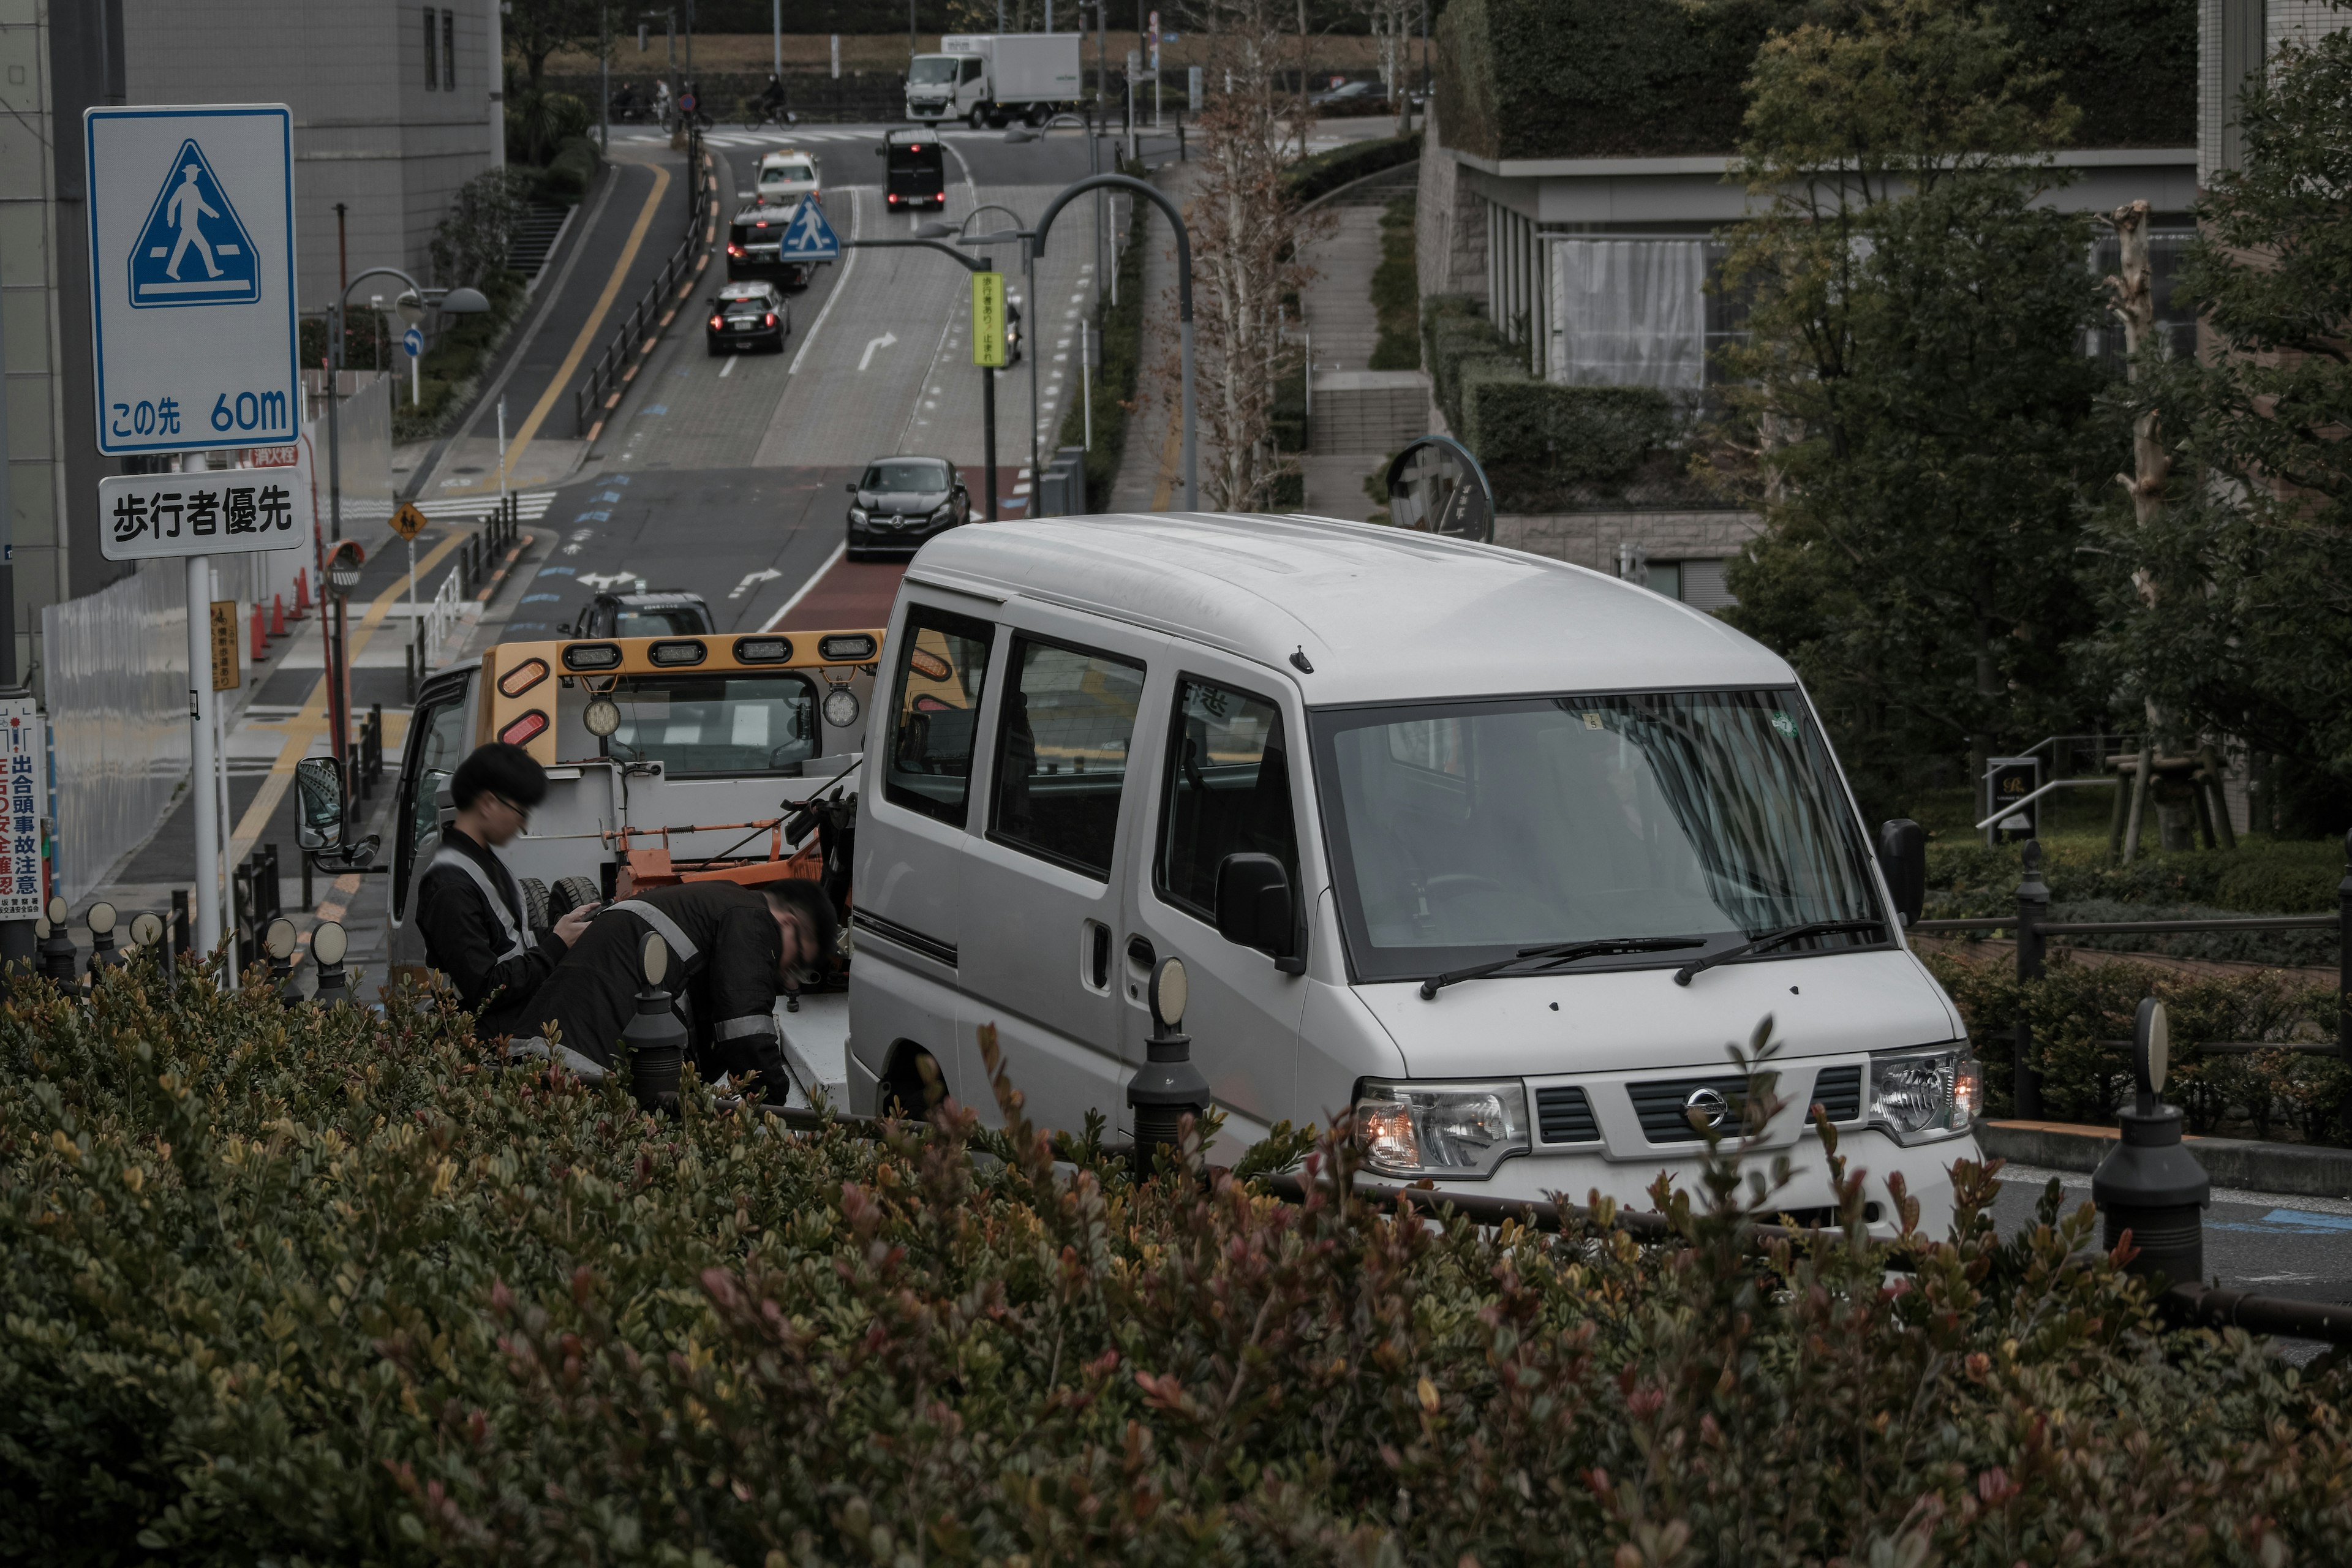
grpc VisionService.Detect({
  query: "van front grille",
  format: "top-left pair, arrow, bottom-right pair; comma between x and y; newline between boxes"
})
1811,1065 -> 1861,1122
1629,1073 -> 1763,1144
1535,1085 -> 1599,1144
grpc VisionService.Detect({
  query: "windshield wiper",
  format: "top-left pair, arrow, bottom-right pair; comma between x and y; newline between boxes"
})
1672,919 -> 1887,987
1419,936 -> 1706,1000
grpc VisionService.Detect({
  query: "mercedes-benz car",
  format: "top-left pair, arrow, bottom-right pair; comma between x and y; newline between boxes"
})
706,280 -> 789,354
846,454 -> 972,560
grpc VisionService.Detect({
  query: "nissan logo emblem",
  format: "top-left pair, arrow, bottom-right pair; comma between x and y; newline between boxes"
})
1684,1086 -> 1732,1132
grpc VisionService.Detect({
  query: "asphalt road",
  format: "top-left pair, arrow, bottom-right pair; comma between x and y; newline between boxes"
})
508,122 -> 1117,639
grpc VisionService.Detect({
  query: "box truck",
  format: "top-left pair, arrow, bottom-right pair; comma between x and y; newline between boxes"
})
905,33 -> 1084,128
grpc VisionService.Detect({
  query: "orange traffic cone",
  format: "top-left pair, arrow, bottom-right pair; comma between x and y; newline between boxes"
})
269,593 -> 287,639
249,603 -> 268,663
290,570 -> 310,620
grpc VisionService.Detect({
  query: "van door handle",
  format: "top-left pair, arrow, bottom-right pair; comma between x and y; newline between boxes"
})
1125,935 -> 1155,969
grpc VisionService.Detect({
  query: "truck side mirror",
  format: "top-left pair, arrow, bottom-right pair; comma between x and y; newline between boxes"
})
1384,434 -> 1496,543
1215,852 -> 1300,970
874,145 -> 888,157
295,756 -> 344,851
1877,818 -> 1926,927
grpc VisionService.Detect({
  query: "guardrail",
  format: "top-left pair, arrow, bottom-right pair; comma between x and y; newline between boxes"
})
574,125 -> 715,440
1909,835 -> 2352,1118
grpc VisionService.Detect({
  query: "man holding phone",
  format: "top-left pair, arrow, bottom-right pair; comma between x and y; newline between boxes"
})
415,742 -> 598,1038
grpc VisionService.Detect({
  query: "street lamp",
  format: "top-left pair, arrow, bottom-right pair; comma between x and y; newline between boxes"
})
845,233 -> 1008,521
1005,110 -> 1107,310
921,203 -> 1047,494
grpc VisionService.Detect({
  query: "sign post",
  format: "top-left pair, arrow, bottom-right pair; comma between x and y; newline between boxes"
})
403,324 -> 422,405
391,501 -> 428,621
86,104 -> 300,963
1985,756 -> 2041,846
973,271 -> 1006,523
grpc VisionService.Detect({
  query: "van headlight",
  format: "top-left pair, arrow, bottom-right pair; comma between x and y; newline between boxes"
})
1353,1079 -> 1528,1178
1869,1047 -> 1981,1143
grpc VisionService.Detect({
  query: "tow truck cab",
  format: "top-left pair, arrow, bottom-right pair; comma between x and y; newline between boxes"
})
385,627 -> 885,1097
878,130 -> 946,211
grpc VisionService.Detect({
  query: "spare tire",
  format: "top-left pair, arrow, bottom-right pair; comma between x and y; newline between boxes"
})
518,876 -> 551,932
549,874 -> 602,921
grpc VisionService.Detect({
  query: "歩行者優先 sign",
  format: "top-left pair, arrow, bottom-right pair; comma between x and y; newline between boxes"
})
97,467 -> 312,562
85,105 -> 298,457
209,600 -> 240,692
971,272 -> 1006,369
0,699 -> 47,921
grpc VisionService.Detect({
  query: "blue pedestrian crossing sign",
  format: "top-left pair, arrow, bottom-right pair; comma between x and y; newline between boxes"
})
86,106 -> 299,458
128,140 -> 260,307
778,198 -> 841,261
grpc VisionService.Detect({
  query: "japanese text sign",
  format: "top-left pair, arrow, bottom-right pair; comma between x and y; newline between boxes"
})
0,699 -> 47,921
97,468 -> 311,562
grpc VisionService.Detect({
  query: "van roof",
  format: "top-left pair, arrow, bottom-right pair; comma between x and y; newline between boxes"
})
907,513 -> 1793,706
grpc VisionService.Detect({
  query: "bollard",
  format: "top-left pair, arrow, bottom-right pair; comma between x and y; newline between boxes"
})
84,901 -> 128,980
311,919 -> 352,1008
1128,957 -> 1208,1177
2012,839 -> 2048,1120
2092,998 -> 2211,1286
260,843 -> 282,921
291,568 -> 310,620
2339,827 -> 2351,1055
301,851 -> 314,913
263,916 -> 299,1005
39,896 -> 78,985
170,888 -> 190,965
270,593 -> 287,639
405,641 -> 418,705
622,932 -> 688,1116
127,911 -> 165,980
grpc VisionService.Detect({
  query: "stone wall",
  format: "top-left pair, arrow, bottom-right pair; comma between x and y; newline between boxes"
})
1414,97 -> 1488,305
1493,509 -> 1761,575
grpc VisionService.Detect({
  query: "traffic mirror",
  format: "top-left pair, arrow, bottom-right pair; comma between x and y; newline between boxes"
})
295,756 -> 344,851
1383,435 -> 1495,544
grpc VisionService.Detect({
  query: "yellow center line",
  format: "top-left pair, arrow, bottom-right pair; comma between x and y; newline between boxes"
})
448,162 -> 676,496
228,529 -> 470,863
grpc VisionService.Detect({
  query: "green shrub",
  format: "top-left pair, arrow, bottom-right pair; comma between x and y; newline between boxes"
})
1282,130 -> 1420,205
1926,835 -> 2343,913
1367,196 -> 1420,371
9,960 -> 2352,1561
535,134 -> 605,202
1926,949 -> 2348,1135
1055,159 -> 1151,510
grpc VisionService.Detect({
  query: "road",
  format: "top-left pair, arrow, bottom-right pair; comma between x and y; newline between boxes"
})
503,121 -> 1118,642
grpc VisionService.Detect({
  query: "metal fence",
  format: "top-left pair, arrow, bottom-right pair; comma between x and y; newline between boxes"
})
574,128 -> 713,439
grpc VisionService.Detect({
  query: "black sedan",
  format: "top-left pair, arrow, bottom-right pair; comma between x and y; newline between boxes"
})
706,281 -> 789,354
846,455 -> 972,560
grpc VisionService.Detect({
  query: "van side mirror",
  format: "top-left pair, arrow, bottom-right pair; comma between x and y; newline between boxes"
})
1215,852 -> 1301,971
1877,818 -> 1926,927
295,756 -> 344,851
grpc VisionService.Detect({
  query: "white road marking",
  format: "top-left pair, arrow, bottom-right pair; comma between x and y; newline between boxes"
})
719,355 -> 738,378
859,331 -> 899,371
787,187 -> 861,375
729,566 -> 783,598
761,543 -> 848,631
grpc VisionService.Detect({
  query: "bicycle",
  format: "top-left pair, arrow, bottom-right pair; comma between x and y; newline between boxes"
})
741,101 -> 797,132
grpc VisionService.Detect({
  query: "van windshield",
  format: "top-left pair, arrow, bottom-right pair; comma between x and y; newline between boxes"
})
605,672 -> 819,776
1310,689 -> 1886,983
908,56 -> 959,83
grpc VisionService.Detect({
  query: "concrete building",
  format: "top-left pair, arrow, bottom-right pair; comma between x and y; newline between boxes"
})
0,0 -> 499,686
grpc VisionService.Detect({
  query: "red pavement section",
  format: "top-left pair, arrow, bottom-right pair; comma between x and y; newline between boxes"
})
775,557 -> 907,632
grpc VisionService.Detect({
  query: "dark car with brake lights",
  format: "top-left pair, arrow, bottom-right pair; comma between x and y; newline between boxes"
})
846,454 -> 971,560
568,589 -> 717,639
876,129 -> 946,211
726,199 -> 819,288
706,281 -> 789,354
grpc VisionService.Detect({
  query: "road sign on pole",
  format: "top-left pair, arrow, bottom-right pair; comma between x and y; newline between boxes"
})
402,325 -> 423,358
778,198 -> 842,262
973,271 -> 1006,368
85,105 -> 299,456
96,470 -> 311,562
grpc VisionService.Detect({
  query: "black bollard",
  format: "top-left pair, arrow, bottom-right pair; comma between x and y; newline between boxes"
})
39,897 -> 78,985
311,919 -> 352,1009
263,917 -> 300,1005
2092,997 -> 2211,1287
127,911 -> 167,981
84,900 -> 129,981
622,932 -> 688,1116
2012,840 -> 2049,1120
1128,956 -> 1209,1177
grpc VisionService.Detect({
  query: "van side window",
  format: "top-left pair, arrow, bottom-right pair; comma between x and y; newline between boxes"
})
884,605 -> 997,826
1156,677 -> 1299,919
989,637 -> 1145,878
393,684 -> 474,919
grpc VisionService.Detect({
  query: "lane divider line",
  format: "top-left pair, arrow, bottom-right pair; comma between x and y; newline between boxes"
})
761,543 -> 848,631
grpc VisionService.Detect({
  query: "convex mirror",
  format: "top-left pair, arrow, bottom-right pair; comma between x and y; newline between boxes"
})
1384,434 -> 1495,543
295,756 -> 344,851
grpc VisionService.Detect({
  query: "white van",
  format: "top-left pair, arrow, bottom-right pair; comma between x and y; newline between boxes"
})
846,514 -> 1980,1234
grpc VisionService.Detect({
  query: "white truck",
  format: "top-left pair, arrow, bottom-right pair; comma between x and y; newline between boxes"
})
905,33 -> 1084,129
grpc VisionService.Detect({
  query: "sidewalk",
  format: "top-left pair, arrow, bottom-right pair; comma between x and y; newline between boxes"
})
1296,160 -> 1425,520
1108,159 -> 1201,513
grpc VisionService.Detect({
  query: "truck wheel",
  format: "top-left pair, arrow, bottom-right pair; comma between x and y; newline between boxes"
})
967,104 -> 986,130
881,1045 -> 943,1119
548,875 -> 601,921
1025,104 -> 1048,128
518,877 -> 551,932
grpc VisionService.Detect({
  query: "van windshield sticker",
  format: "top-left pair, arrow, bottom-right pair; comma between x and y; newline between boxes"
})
1770,711 -> 1798,740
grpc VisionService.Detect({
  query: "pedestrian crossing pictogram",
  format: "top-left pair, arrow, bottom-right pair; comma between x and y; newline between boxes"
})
128,138 -> 260,307
778,198 -> 841,260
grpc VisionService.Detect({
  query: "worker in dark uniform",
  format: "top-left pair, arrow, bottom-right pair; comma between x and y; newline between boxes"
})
414,743 -> 597,1038
512,876 -> 835,1103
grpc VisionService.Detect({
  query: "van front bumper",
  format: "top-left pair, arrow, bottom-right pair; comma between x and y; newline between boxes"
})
1362,1128 -> 1976,1243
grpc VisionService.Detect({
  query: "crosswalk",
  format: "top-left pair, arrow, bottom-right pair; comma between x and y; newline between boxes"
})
612,126 -> 1005,149
411,489 -> 557,524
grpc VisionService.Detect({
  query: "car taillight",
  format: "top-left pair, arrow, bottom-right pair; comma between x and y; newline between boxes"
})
886,193 -> 899,204
726,242 -> 744,257
709,314 -> 723,329
763,312 -> 776,327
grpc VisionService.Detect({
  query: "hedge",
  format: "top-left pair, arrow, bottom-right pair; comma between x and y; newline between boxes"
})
1435,0 -> 2196,164
1926,950 -> 2351,1139
1056,159 -> 1151,511
1282,130 -> 1420,205
1927,835 -> 2345,915
10,960 -> 2352,1561
1368,195 -> 1419,371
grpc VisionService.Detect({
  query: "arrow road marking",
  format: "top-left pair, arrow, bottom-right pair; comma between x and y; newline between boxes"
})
859,331 -> 898,372
729,567 -> 783,600
578,570 -> 636,590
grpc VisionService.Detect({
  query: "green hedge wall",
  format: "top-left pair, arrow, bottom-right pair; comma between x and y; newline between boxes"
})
1437,0 -> 2195,162
1282,131 -> 1420,204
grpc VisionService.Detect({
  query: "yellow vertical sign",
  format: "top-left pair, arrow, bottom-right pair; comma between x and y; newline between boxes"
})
208,600 -> 240,692
971,271 -> 1006,368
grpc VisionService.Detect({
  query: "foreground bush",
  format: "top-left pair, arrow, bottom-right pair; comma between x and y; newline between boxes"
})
6,963 -> 2352,1563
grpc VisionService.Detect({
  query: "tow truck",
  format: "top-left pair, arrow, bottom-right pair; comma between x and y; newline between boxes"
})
308,626 -> 886,1107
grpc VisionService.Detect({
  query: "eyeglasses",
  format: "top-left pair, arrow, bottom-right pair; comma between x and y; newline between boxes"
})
490,794 -> 533,825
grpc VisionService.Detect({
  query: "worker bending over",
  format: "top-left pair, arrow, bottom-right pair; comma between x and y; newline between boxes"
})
515,877 -> 835,1102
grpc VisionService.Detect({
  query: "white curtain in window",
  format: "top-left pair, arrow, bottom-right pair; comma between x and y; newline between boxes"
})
1549,239 -> 1707,389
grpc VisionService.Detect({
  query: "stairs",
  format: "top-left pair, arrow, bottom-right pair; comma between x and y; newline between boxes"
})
508,202 -> 575,282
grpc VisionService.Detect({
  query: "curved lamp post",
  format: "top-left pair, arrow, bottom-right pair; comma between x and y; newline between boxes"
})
919,203 -> 1044,495
1034,173 -> 1194,511
1006,113 -> 1106,292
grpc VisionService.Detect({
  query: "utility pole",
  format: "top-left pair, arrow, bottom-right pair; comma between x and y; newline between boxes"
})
772,0 -> 781,78
600,4 -> 611,154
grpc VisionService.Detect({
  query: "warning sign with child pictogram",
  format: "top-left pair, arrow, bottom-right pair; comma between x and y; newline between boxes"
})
128,140 -> 260,307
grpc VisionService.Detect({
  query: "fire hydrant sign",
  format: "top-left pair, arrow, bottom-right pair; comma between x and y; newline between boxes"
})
85,105 -> 300,457
0,699 -> 46,921
96,467 -> 311,562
